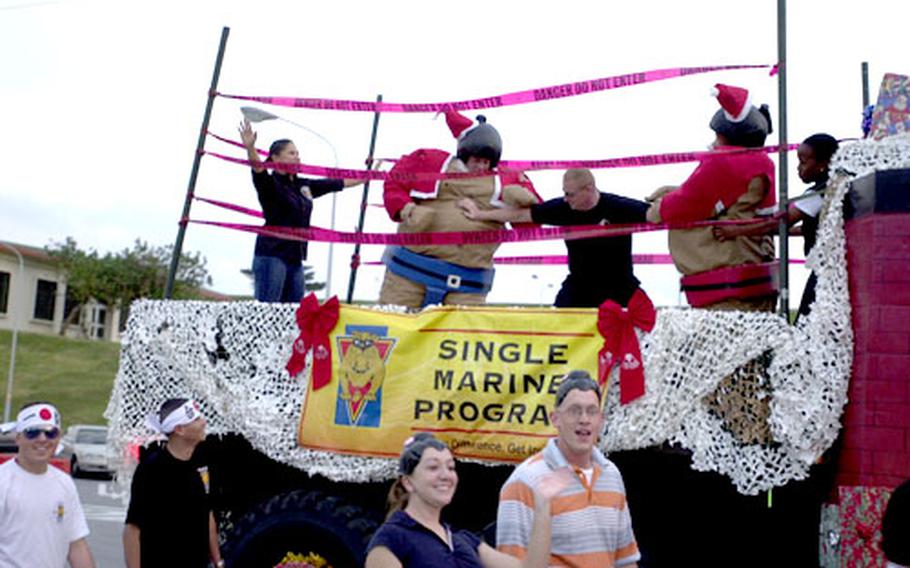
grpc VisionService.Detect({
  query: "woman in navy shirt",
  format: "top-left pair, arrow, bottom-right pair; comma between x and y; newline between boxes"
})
365,433 -> 568,568
239,119 -> 361,303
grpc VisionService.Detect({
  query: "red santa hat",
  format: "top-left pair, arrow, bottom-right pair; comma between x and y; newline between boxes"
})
444,110 -> 475,139
712,83 -> 752,122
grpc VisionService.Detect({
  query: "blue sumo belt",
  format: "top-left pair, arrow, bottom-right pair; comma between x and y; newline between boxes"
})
383,246 -> 495,307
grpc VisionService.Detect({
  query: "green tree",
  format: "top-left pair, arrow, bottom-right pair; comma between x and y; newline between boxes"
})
47,238 -> 212,335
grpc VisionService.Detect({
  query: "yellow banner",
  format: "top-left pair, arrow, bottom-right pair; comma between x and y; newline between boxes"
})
298,304 -> 601,463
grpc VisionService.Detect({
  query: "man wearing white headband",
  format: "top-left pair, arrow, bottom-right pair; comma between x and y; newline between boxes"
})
123,398 -> 223,568
0,401 -> 96,568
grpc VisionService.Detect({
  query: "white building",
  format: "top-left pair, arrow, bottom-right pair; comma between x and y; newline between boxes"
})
1,240 -> 235,343
0,241 -> 121,341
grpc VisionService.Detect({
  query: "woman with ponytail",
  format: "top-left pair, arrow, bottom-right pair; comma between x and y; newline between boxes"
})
366,433 -> 569,568
239,118 -> 362,303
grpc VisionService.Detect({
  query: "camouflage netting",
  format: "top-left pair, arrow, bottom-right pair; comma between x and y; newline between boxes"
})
106,135 -> 910,495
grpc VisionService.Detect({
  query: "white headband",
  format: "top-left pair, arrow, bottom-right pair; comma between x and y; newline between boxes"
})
145,400 -> 201,434
15,403 -> 61,432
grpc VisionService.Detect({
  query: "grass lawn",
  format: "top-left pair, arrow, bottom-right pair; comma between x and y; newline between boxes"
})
0,329 -> 121,428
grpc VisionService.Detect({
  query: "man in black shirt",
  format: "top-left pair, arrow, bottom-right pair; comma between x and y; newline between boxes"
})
123,399 -> 223,568
460,168 -> 649,307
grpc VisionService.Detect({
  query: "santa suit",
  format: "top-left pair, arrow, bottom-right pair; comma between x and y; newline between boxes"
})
659,148 -> 778,311
379,148 -> 539,308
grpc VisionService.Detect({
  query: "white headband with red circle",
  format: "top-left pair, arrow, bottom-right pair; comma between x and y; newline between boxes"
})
15,403 -> 60,432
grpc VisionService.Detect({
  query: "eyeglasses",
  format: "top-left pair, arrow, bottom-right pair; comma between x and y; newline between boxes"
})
560,405 -> 602,420
22,427 -> 60,440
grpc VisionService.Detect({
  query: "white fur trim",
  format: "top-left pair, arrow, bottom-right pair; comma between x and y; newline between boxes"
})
489,175 -> 505,207
457,119 -> 481,141
408,155 -> 456,200
725,94 -> 753,123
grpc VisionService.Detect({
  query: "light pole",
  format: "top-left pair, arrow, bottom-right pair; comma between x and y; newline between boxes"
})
531,273 -> 543,307
241,106 -> 340,299
1,242 -> 24,424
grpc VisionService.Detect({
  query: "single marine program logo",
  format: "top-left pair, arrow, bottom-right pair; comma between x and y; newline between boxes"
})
334,326 -> 397,427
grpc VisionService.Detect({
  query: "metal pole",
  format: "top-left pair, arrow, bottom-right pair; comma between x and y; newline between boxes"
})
346,94 -> 383,304
861,61 -> 870,108
1,243 -> 24,423
776,0 -> 790,319
325,194 -> 337,300
164,26 -> 230,298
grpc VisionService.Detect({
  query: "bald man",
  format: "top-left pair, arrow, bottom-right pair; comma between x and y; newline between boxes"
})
461,168 -> 649,307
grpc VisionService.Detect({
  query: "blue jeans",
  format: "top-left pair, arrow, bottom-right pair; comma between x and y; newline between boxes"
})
252,256 -> 304,303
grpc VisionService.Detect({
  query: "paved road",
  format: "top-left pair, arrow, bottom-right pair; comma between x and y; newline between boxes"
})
76,477 -> 128,568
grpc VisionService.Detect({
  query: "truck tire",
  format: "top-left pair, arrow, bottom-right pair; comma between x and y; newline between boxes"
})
222,489 -> 381,568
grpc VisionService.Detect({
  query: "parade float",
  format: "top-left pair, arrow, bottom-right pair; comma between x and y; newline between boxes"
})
104,27 -> 910,567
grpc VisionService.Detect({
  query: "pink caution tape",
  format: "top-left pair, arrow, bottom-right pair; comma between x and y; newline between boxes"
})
191,219 -> 642,246
218,64 -> 772,112
359,254 -> 670,265
489,254 -> 803,265
208,131 -> 269,156
189,211 -> 784,247
206,150 -> 479,183
497,144 -> 798,170
192,196 -> 802,265
205,143 -> 798,183
195,196 -> 263,218
361,254 -> 801,266
493,254 -> 673,265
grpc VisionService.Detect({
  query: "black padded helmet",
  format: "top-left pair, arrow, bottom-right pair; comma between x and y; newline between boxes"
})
710,104 -> 773,148
456,115 -> 502,167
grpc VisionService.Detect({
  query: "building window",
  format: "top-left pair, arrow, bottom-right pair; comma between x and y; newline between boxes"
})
33,279 -> 57,321
0,272 -> 9,314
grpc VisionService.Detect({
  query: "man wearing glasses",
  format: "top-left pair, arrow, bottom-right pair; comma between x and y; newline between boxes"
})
0,401 -> 96,568
459,168 -> 650,309
496,371 -> 640,567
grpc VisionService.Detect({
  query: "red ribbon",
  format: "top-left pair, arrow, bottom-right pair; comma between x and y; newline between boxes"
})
286,293 -> 340,390
597,289 -> 657,404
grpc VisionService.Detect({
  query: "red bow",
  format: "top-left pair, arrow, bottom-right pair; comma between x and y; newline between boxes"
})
286,293 -> 340,390
597,289 -> 656,404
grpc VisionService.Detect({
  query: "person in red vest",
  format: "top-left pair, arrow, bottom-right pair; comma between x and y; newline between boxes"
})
379,111 -> 541,309
646,83 -> 778,311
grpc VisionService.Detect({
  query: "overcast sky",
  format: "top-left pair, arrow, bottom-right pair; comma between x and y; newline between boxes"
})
1,0 -> 905,307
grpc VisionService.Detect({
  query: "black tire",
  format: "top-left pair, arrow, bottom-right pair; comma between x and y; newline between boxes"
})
222,489 -> 381,568
70,456 -> 80,478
